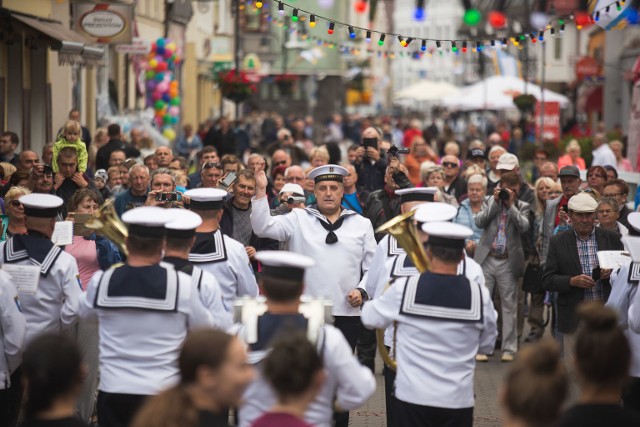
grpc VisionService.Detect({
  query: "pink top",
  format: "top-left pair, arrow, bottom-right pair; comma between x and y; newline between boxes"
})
618,158 -> 633,172
65,238 -> 100,290
557,154 -> 586,171
250,413 -> 314,427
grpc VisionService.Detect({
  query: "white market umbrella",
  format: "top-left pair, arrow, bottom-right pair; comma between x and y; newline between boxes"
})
441,75 -> 570,111
394,79 -> 460,102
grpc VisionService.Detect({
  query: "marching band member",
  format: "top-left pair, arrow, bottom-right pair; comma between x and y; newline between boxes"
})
237,251 -> 376,427
362,222 -> 497,427
0,194 -> 82,342
79,206 -> 213,427
163,209 -> 233,330
250,164 -> 377,351
184,188 -> 259,312
0,270 -> 27,427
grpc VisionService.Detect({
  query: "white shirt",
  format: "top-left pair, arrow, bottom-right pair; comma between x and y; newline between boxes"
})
188,230 -> 258,312
606,262 -> 640,377
0,238 -> 82,343
251,196 -> 377,316
237,324 -> 376,427
80,262 -> 213,395
591,144 -> 617,168
0,272 -> 26,389
362,273 -> 497,408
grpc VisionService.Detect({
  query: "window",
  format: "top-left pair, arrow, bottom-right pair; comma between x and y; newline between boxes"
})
554,38 -> 562,60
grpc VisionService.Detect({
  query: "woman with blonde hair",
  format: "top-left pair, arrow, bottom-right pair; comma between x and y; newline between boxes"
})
422,166 -> 458,207
1,186 -> 30,241
558,140 -> 586,170
308,146 -> 330,168
610,140 -> 632,172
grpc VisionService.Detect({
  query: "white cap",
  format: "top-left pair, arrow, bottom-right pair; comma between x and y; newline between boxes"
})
307,164 -> 348,183
255,250 -> 315,281
122,206 -> 171,237
421,221 -> 473,249
165,209 -> 202,238
628,212 -> 640,232
496,153 -> 519,171
19,194 -> 63,218
568,193 -> 598,213
413,202 -> 458,223
279,183 -> 305,195
395,187 -> 437,203
184,188 -> 228,210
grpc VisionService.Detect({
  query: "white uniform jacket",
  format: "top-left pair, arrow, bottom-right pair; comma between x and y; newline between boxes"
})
0,272 -> 27,389
250,196 -> 377,316
79,262 -> 213,395
611,262 -> 640,377
362,271 -> 497,408
0,235 -> 82,342
237,319 -> 375,427
188,230 -> 258,312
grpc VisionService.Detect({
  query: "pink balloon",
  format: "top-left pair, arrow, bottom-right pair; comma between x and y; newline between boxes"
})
163,48 -> 173,59
169,106 -> 180,116
157,81 -> 169,93
152,91 -> 162,101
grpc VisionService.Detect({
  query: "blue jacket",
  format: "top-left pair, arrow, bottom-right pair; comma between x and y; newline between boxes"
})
453,199 -> 485,243
86,233 -> 123,270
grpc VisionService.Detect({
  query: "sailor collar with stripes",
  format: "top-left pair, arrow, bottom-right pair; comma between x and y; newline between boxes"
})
3,233 -> 62,277
387,235 -> 405,256
188,229 -> 228,264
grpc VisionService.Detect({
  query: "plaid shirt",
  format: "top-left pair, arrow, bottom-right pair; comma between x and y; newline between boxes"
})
575,227 -> 601,301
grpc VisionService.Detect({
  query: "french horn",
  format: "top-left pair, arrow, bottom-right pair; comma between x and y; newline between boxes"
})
375,209 -> 430,371
85,199 -> 129,256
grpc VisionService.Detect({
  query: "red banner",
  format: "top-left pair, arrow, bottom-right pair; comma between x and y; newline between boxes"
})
535,102 -> 561,143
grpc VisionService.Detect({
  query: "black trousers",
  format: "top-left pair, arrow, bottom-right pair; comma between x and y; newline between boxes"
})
383,360 -> 397,427
356,324 -> 377,372
623,376 -> 640,414
395,399 -> 473,427
331,316 -> 362,427
97,391 -> 149,427
0,368 -> 23,427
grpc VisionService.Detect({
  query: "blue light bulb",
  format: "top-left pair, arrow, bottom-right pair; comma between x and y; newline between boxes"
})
414,7 -> 425,21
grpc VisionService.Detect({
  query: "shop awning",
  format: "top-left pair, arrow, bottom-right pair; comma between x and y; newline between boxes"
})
11,13 -> 104,68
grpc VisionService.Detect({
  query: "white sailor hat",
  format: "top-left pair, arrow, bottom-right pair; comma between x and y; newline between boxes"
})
413,202 -> 458,224
184,188 -> 228,210
395,187 -> 437,204
421,222 -> 473,249
496,153 -> 519,171
568,193 -> 598,213
122,206 -> 170,238
279,183 -> 305,195
165,209 -> 202,239
628,212 -> 640,232
254,250 -> 315,282
19,194 -> 63,218
307,164 -> 349,184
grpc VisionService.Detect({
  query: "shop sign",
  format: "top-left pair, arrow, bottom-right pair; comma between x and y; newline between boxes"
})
73,2 -> 133,44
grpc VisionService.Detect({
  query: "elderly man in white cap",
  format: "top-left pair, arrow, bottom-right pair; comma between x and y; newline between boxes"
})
543,192 -> 623,362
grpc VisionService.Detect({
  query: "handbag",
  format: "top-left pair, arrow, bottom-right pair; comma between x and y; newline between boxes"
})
522,255 -> 544,294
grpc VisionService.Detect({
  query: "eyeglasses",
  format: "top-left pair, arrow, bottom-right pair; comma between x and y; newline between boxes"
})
286,176 -> 304,182
273,160 -> 288,166
201,162 -> 222,171
597,209 -> 615,215
8,201 -> 22,207
603,193 -> 624,198
587,174 -> 605,179
442,162 -> 458,168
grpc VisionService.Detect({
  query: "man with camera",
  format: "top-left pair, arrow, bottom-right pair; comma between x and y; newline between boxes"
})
27,163 -> 55,196
353,127 -> 388,193
474,171 -> 531,362
144,168 -> 184,209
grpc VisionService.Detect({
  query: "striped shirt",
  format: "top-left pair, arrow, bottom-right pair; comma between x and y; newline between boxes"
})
575,228 -> 601,301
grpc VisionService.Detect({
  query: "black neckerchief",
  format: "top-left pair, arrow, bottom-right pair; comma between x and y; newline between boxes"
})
5,232 -> 62,277
305,204 -> 349,244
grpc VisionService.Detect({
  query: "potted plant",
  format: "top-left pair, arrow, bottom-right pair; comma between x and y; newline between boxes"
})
274,74 -> 299,97
513,94 -> 537,113
214,69 -> 257,103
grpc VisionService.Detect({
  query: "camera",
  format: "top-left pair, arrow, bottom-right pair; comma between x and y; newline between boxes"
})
43,164 -> 53,175
362,137 -> 378,149
155,192 -> 178,202
498,189 -> 510,201
287,196 -> 306,204
387,145 -> 410,157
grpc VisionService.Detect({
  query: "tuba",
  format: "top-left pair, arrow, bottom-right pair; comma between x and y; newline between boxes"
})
85,199 -> 129,256
374,210 -> 430,371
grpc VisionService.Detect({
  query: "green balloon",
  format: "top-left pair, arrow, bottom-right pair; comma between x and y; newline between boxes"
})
146,70 -> 156,79
163,114 -> 172,124
154,100 -> 164,111
170,96 -> 181,106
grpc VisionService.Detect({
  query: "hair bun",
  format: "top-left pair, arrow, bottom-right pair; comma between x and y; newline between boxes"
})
528,340 -> 562,375
577,302 -> 618,331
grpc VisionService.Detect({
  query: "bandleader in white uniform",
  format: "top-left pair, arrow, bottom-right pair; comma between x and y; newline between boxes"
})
250,164 -> 377,350
362,222 -> 497,427
237,251 -> 375,427
0,194 -> 82,343
184,188 -> 259,312
79,207 -> 213,427
162,209 -> 233,330
0,271 -> 27,427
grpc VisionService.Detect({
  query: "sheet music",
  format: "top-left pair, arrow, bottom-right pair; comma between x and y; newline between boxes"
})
51,221 -> 74,246
3,264 -> 40,295
597,251 -> 631,270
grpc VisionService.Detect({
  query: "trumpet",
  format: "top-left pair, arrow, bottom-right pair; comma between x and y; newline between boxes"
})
374,210 -> 430,371
85,199 -> 129,256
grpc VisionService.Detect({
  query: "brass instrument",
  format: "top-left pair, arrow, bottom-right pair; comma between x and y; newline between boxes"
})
374,210 -> 430,371
85,199 -> 129,256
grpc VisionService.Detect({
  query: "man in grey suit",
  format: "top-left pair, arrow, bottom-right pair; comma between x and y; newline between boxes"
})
475,171 -> 530,362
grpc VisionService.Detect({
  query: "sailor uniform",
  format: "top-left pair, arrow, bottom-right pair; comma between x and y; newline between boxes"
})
188,230 -> 258,312
0,232 -> 83,342
237,313 -> 376,427
251,196 -> 376,317
163,256 -> 233,330
0,271 -> 27,427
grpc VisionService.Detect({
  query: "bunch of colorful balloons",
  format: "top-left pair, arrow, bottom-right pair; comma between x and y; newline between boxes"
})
145,38 -> 181,142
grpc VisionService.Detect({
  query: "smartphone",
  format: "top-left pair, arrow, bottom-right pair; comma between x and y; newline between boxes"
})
592,266 -> 601,281
155,192 -> 179,202
72,213 -> 92,236
362,137 -> 378,149
562,205 -> 569,213
220,171 -> 238,188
